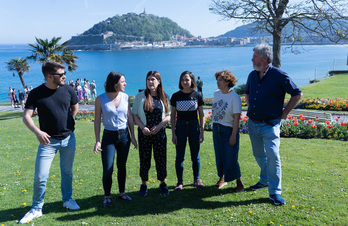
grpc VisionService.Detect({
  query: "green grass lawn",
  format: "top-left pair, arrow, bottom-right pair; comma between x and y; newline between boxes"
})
0,115 -> 347,225
296,73 -> 348,99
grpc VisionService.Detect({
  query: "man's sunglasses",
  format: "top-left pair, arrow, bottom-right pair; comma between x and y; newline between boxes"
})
51,71 -> 66,77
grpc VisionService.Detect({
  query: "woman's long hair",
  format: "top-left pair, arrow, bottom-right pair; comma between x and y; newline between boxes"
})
143,71 -> 170,113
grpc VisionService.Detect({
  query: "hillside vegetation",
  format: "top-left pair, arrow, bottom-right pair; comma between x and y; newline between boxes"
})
82,13 -> 193,43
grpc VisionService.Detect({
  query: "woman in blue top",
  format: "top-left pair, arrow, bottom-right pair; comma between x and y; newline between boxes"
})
171,71 -> 205,191
132,71 -> 171,196
93,71 -> 137,205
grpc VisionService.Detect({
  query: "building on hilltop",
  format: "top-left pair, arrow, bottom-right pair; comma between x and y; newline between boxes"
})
140,8 -> 147,17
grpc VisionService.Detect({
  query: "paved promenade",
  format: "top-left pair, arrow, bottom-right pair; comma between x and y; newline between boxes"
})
1,104 -> 346,122
0,104 -> 213,115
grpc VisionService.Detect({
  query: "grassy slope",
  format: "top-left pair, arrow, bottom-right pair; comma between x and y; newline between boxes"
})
296,73 -> 348,99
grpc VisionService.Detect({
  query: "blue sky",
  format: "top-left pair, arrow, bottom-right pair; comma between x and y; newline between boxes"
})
0,0 -> 240,44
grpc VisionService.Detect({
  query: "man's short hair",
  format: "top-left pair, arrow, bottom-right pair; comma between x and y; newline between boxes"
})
42,61 -> 66,77
253,44 -> 273,63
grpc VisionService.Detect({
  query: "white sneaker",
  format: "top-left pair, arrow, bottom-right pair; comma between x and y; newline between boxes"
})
63,199 -> 80,210
19,208 -> 43,224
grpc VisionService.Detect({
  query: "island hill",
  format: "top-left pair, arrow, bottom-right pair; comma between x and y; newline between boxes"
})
67,10 -> 264,51
68,10 -> 348,51
67,10 -> 194,50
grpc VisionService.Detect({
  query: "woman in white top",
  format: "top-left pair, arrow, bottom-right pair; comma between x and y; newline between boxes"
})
212,70 -> 244,192
93,72 -> 137,205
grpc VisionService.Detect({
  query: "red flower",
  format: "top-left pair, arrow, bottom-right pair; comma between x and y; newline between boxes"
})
326,120 -> 330,125
308,119 -> 313,123
287,114 -> 293,119
300,117 -> 305,121
328,125 -> 333,129
335,118 -> 339,121
286,123 -> 289,126
293,117 -> 298,122
311,125 -> 317,129
299,114 -> 303,117
294,122 -> 298,126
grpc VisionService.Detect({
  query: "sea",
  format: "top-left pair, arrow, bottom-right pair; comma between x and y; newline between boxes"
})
1,44 -> 347,102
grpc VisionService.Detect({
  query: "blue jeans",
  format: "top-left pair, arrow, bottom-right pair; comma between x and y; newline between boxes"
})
32,133 -> 76,210
212,123 -> 241,182
101,129 -> 130,195
175,119 -> 201,184
248,119 -> 282,195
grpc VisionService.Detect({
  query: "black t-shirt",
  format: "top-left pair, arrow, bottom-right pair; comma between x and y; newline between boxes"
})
25,84 -> 79,140
170,90 -> 203,121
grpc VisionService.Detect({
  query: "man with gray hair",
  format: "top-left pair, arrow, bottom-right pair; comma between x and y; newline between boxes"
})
244,43 -> 302,206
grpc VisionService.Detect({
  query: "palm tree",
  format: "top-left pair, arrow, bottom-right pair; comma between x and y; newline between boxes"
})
6,57 -> 30,88
28,37 -> 78,71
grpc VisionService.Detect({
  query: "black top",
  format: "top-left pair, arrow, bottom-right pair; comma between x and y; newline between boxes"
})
145,96 -> 163,129
170,90 -> 203,121
25,84 -> 79,140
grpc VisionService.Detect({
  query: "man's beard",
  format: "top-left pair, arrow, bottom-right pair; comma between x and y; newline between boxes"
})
53,76 -> 65,86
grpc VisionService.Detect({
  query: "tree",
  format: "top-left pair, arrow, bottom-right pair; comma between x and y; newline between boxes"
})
28,37 -> 78,71
210,0 -> 348,68
6,57 -> 30,88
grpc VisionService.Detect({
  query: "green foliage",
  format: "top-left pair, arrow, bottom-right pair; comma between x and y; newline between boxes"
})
83,13 -> 193,43
234,83 -> 246,95
0,117 -> 347,225
6,57 -> 30,88
28,37 -> 78,72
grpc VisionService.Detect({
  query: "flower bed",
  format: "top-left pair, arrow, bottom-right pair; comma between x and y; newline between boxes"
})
295,97 -> 348,111
281,114 -> 347,140
75,110 -> 95,121
75,110 -> 347,141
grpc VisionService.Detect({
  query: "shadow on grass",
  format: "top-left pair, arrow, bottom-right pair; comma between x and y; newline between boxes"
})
1,186 -> 271,223
0,111 -> 23,120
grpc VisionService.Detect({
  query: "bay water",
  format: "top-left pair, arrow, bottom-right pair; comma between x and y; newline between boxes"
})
0,44 -> 347,103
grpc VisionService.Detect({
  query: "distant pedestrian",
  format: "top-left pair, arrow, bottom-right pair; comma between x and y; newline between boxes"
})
196,76 -> 203,97
8,87 -> 13,107
245,44 -> 302,206
18,90 -> 25,109
12,88 -> 19,108
90,80 -> 97,101
20,61 -> 80,224
24,86 -> 30,101
82,83 -> 89,105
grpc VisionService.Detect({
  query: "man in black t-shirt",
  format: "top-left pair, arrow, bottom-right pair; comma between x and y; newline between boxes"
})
20,61 -> 80,224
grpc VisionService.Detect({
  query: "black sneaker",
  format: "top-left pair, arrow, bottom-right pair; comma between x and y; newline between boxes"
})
139,184 -> 148,196
160,182 -> 169,195
250,182 -> 268,191
269,194 -> 285,206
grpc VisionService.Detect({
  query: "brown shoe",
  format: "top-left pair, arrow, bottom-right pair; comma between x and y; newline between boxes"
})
236,178 -> 244,192
215,176 -> 227,189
